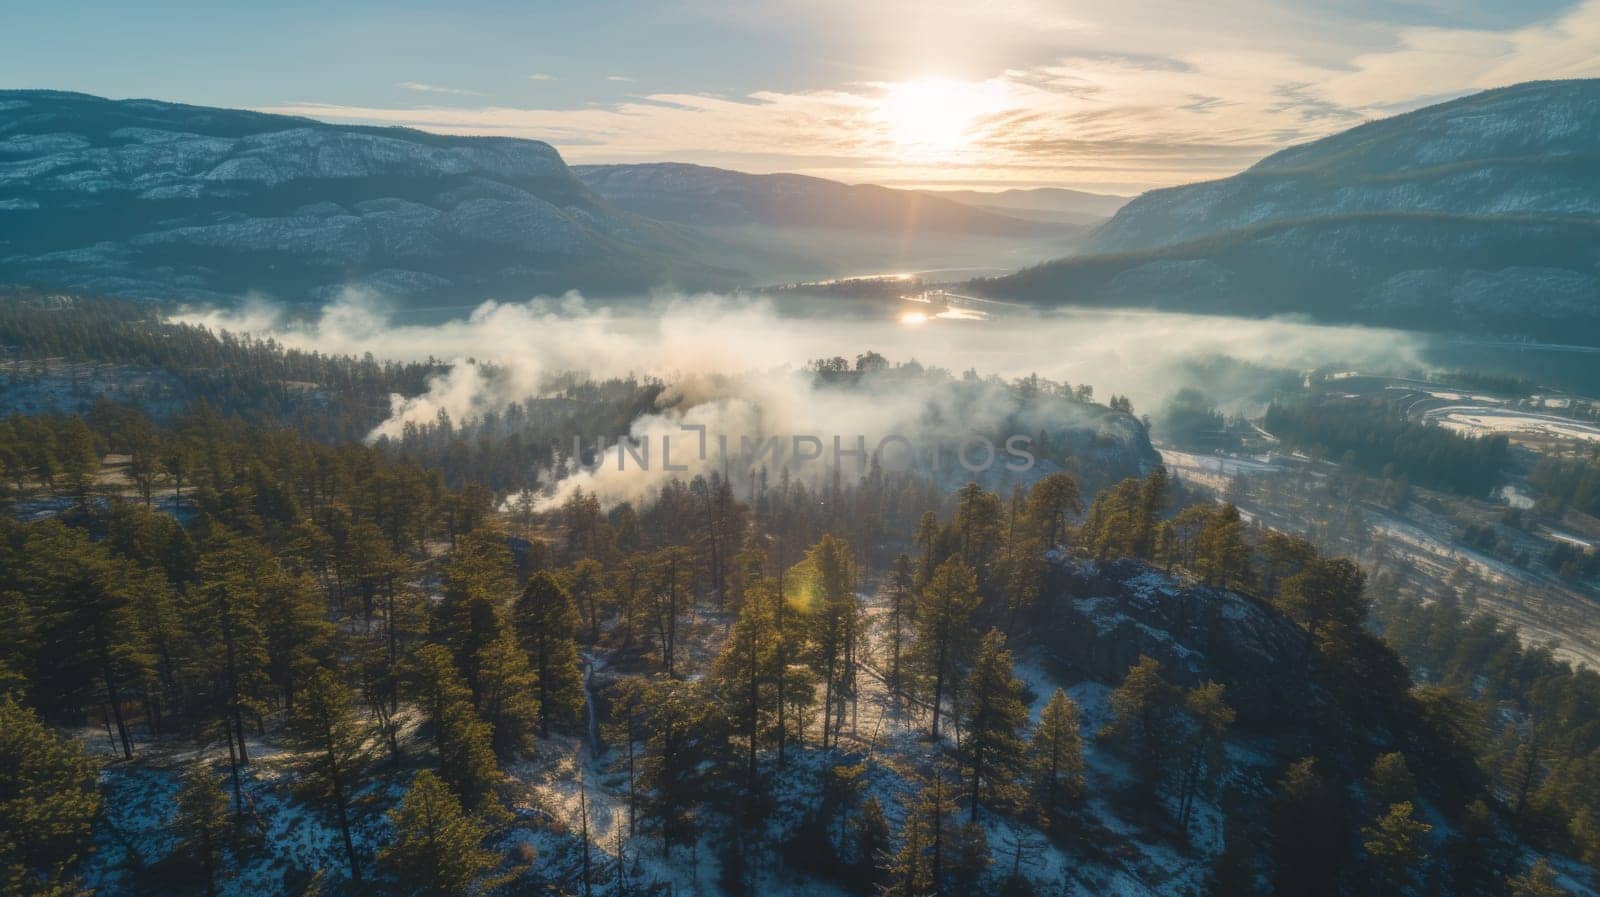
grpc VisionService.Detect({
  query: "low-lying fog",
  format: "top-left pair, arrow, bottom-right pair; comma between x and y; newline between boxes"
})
175,291 -> 1430,507
178,291 -> 1429,418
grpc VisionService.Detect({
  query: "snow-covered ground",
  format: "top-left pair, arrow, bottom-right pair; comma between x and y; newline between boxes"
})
1424,405 -> 1600,443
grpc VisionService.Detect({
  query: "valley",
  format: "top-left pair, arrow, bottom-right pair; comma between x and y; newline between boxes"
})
5,65 -> 1600,897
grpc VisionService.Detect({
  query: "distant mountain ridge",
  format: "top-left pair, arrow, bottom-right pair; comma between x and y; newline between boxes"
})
0,90 -> 736,304
979,79 -> 1600,344
573,161 -> 1095,283
573,162 -> 1069,235
917,186 -> 1128,226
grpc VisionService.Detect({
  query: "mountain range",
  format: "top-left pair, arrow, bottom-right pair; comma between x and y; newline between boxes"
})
573,162 -> 1078,235
916,186 -> 1129,226
4,82 -> 1600,342
0,90 -> 755,304
571,161 -> 1098,283
975,79 -> 1600,344
0,92 -> 1099,304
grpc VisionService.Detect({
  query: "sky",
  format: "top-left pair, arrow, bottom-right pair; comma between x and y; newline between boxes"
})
4,0 -> 1600,193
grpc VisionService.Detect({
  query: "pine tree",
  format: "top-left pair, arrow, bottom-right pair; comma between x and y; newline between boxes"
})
1366,752 -> 1417,808
1362,801 -> 1431,896
853,796 -> 891,888
513,571 -> 584,737
54,417 -> 99,500
959,629 -> 1029,822
914,510 -> 941,585
882,801 -> 935,897
1175,681 -> 1235,830
1100,655 -> 1181,803
0,696 -> 101,896
562,558 -> 609,644
1194,504 -> 1251,589
996,830 -> 1043,897
1028,689 -> 1084,828
19,523 -> 150,761
954,483 -> 1005,586
256,561 -> 331,713
709,577 -> 780,796
434,526 -> 515,702
799,535 -> 858,750
602,677 -> 649,843
474,628 -> 540,758
285,667 -> 365,881
1280,557 -> 1369,645
1133,467 -> 1170,559
358,644 -> 404,766
1080,475 -> 1164,561
1270,757 -> 1344,897
1507,859 -> 1570,897
379,770 -> 499,897
647,547 -> 693,676
192,532 -> 272,820
636,679 -> 730,857
884,770 -> 958,897
405,645 -> 503,819
886,554 -> 914,695
951,820 -> 992,895
1258,532 -> 1317,600
915,559 -> 981,740
1445,799 -> 1506,897
174,763 -> 230,897
1026,472 -> 1081,548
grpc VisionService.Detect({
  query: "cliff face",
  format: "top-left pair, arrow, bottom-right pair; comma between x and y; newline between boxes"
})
1038,557 -> 1309,728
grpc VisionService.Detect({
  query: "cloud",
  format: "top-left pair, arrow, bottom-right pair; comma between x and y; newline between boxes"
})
528,73 -> 556,81
606,75 -> 635,82
266,1 -> 1600,192
396,81 -> 484,97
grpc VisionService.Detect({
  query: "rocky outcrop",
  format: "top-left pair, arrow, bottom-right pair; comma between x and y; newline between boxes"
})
1037,558 -> 1308,728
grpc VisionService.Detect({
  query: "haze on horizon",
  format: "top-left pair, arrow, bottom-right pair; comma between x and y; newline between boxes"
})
6,0 -> 1600,193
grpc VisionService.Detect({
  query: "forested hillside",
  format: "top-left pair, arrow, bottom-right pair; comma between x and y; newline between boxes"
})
0,294 -> 444,441
1,391 -> 1593,896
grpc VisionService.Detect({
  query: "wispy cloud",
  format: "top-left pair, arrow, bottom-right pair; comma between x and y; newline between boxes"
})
274,0 -> 1600,192
528,73 -> 556,81
396,81 -> 484,97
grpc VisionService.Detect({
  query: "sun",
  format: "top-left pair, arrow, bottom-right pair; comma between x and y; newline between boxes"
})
875,78 -> 1004,157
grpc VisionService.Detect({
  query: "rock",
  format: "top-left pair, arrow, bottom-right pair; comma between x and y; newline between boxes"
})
1037,557 -> 1309,728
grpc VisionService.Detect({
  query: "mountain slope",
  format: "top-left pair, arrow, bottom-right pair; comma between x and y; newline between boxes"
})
0,90 -> 737,304
574,161 -> 1087,282
573,162 -> 1062,235
978,80 -> 1600,344
919,186 -> 1129,226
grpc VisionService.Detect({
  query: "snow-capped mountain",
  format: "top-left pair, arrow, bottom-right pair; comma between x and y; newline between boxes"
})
979,80 -> 1600,344
0,91 -> 731,304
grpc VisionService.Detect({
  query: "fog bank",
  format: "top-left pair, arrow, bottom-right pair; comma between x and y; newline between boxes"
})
173,291 -> 1429,507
